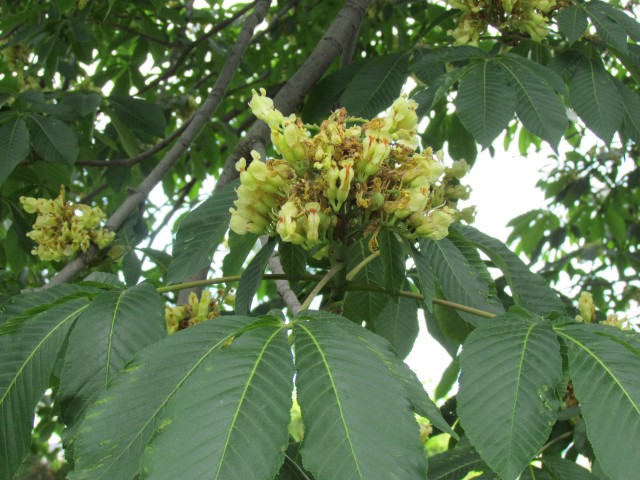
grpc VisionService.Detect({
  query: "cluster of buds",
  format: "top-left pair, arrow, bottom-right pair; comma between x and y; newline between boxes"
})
448,0 -> 561,45
20,186 -> 115,262
165,290 -> 224,335
574,291 -> 630,330
229,90 -> 473,251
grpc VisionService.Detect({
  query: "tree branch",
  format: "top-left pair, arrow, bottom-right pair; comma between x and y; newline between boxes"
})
45,0 -> 272,288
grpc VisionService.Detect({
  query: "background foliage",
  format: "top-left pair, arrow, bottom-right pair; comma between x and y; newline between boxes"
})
0,0 -> 638,479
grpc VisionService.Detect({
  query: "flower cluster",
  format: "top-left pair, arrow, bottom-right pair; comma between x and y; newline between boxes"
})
165,290 -> 223,335
448,0 -> 561,45
574,291 -> 630,330
20,186 -> 115,262
229,90 -> 472,250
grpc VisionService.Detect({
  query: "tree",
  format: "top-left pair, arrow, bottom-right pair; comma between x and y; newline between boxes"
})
0,0 -> 638,479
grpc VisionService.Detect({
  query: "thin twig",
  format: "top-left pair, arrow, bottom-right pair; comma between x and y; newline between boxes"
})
345,251 -> 380,281
45,0 -> 272,288
156,273 -> 324,293
299,262 -> 345,312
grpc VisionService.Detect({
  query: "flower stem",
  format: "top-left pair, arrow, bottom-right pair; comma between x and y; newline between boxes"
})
298,262 -> 345,312
345,251 -> 380,281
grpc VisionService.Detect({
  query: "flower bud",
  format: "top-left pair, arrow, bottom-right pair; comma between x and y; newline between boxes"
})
249,88 -> 284,127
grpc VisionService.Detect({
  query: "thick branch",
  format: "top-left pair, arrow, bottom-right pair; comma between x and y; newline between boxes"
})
45,0 -> 271,288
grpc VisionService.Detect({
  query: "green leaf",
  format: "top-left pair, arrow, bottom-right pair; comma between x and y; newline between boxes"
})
447,113 -> 478,163
569,56 -> 623,144
28,114 -> 79,165
583,1 -> 630,53
139,248 -> 172,274
59,283 -> 166,440
300,311 -> 457,439
293,317 -> 427,479
0,298 -> 89,480
542,456 -> 597,479
434,301 -> 474,344
340,52 -> 409,118
168,179 -> 239,284
412,69 -> 465,116
613,78 -> 640,144
373,291 -> 418,360
378,230 -> 406,297
408,242 -> 435,312
108,95 -> 166,137
458,312 -> 562,480
278,241 -> 308,283
427,445 -> 491,480
496,57 -> 567,150
456,60 -> 516,148
122,251 -> 142,286
343,238 -> 389,324
557,5 -> 588,44
455,225 -> 565,315
222,231 -> 258,277
595,0 -> 640,42
553,323 -> 640,480
421,238 -> 504,326
0,116 -> 29,186
70,315 -> 257,480
140,323 -> 293,479
235,238 -> 277,314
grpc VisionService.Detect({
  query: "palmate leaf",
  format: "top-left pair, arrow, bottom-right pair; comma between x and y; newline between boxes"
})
421,238 -> 504,326
59,282 -> 166,440
455,225 -> 565,315
27,113 -> 79,165
0,116 -> 29,186
569,55 -> 623,144
70,316 -> 257,480
167,178 -> 239,284
495,56 -> 567,150
293,315 -> 427,479
235,237 -> 278,314
458,312 -> 562,480
140,322 -> 293,479
340,52 -> 409,118
0,298 -> 90,480
302,311 -> 457,438
456,60 -> 516,148
343,238 -> 389,324
553,323 -> 640,480
372,288 -> 419,359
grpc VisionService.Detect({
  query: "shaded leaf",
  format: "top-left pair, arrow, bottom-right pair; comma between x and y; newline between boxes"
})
0,116 -> 29,186
378,229 -> 406,297
456,60 -> 516,147
613,78 -> 640,144
278,241 -> 308,283
458,312 -> 562,480
70,316 -> 257,479
294,316 -> 427,479
408,242 -> 435,312
373,290 -> 419,359
109,95 -> 166,137
569,56 -> 623,144
235,238 -> 277,314
543,456 -> 597,479
553,323 -> 640,480
141,323 -> 293,480
28,114 -> 79,165
168,179 -> 239,284
557,6 -> 588,44
427,445 -> 491,480
583,1 -> 630,53
341,52 -> 408,118
0,298 -> 89,480
222,231 -> 258,277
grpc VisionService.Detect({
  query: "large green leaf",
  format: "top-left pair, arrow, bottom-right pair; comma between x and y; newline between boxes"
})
557,6 -> 588,44
378,229 -> 406,297
421,238 -> 504,326
300,310 -> 457,438
553,323 -> 640,480
456,60 -> 516,148
495,56 -> 567,150
0,298 -> 89,480
293,316 -> 427,479
108,95 -> 167,137
340,52 -> 409,118
70,315 -> 257,480
343,238 -> 389,324
582,1 -> 630,53
235,237 -> 277,314
140,322 -> 293,479
569,55 -> 623,144
0,116 -> 29,186
455,225 -> 565,315
28,113 -> 79,165
372,290 -> 419,360
167,178 -> 239,284
458,312 -> 562,480
427,445 -> 491,480
59,282 -> 166,440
